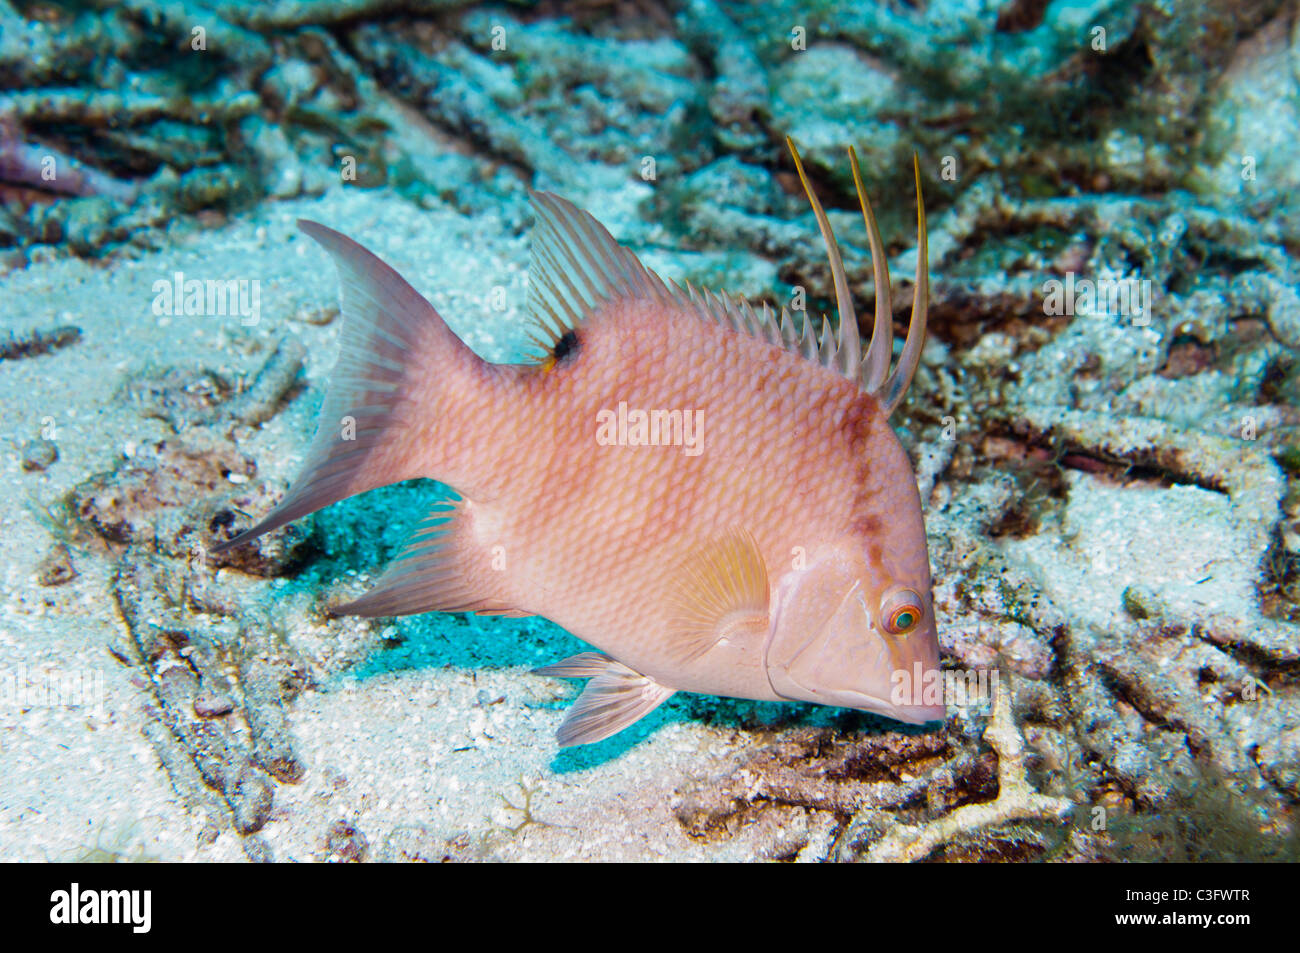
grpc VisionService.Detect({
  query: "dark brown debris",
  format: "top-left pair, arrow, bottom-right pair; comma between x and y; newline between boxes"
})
35,543 -> 76,586
0,324 -> 81,361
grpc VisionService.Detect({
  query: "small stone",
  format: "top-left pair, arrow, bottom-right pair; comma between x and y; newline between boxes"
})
324,820 -> 368,862
193,691 -> 234,718
36,544 -> 76,586
232,767 -> 274,834
1121,584 -> 1157,620
291,304 -> 339,326
26,244 -> 59,265
20,438 -> 57,471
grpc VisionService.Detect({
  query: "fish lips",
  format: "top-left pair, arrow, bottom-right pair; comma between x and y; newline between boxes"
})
767,662 -> 947,724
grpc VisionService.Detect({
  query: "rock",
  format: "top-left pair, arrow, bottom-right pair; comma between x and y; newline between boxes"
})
20,437 -> 57,471
194,691 -> 234,718
71,437 -> 257,544
35,544 -> 76,586
769,44 -> 913,195
232,767 -> 274,834
324,820 -> 369,862
1192,8 -> 1300,224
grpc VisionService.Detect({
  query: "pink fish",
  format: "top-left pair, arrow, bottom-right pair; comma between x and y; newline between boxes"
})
216,140 -> 941,746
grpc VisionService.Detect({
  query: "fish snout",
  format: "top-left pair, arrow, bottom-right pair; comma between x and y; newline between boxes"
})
765,566 -> 945,724
878,617 -> 946,724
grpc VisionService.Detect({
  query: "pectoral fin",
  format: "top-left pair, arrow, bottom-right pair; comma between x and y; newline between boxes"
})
533,652 -> 674,747
666,527 -> 771,663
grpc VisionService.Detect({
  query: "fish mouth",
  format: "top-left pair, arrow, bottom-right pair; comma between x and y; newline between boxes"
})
863,695 -> 947,725
769,674 -> 946,725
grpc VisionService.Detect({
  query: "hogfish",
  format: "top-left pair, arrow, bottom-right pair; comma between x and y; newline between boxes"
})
215,140 -> 942,746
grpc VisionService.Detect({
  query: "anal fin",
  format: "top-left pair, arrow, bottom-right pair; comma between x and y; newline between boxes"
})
333,497 -> 515,617
533,652 -> 675,747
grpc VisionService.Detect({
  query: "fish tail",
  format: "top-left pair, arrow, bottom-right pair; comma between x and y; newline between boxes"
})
212,219 -> 486,552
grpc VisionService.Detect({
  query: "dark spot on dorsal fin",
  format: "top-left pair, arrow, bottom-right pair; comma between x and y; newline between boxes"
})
553,329 -> 579,363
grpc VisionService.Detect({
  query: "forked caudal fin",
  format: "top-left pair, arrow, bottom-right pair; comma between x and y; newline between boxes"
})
212,220 -> 485,554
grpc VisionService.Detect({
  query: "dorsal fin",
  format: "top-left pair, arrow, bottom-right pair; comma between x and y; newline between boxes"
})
524,175 -> 926,410
879,154 -> 929,415
783,139 -> 930,414
525,192 -> 794,362
850,145 -> 893,393
787,135 -> 861,379
524,190 -> 668,359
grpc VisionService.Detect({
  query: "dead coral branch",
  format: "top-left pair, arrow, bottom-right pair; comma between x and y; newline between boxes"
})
860,672 -> 1072,862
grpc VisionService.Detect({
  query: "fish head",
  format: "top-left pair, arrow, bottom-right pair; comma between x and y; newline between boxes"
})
764,538 -> 943,724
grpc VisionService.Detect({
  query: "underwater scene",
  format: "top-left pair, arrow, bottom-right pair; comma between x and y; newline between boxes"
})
1,0 -> 1298,865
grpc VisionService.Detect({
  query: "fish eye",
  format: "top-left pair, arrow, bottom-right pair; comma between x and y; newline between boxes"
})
880,589 -> 923,636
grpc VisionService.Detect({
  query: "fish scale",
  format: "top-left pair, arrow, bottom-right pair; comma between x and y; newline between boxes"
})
215,141 -> 943,747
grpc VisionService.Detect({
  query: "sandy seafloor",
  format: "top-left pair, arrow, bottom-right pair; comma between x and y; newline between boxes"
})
0,184 -> 871,862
